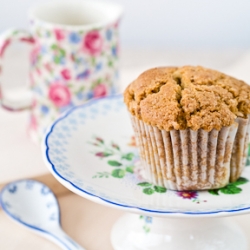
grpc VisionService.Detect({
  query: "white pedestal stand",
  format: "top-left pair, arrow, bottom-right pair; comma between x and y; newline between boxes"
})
111,213 -> 247,250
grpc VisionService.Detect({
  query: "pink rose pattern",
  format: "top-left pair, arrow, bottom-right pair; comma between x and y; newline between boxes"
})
54,29 -> 65,41
61,69 -> 71,80
48,83 -> 71,107
93,84 -> 107,98
30,25 -> 118,102
30,45 -> 40,66
20,37 -> 35,44
0,39 -> 11,57
83,31 -> 103,55
29,114 -> 37,131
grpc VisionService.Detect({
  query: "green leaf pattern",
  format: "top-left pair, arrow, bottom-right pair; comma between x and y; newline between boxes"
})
208,189 -> 219,196
208,177 -> 248,196
111,169 -> 125,178
137,182 -> 167,195
125,166 -> 134,173
91,136 -> 136,179
108,160 -> 122,167
246,143 -> 250,166
137,182 -> 152,187
220,184 -> 242,194
139,215 -> 152,233
143,188 -> 155,195
91,136 -> 250,198
234,177 -> 248,186
154,186 -> 167,193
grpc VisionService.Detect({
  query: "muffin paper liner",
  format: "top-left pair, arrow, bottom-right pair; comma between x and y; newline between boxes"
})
130,115 -> 247,191
230,116 -> 250,182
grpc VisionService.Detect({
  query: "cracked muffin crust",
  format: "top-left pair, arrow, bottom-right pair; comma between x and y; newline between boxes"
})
124,66 -> 250,131
124,66 -> 250,190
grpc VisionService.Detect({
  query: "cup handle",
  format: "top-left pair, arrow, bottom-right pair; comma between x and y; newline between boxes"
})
0,28 -> 35,111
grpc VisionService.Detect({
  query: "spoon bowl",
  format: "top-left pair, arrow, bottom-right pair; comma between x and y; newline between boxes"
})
0,179 -> 84,250
0,180 -> 60,229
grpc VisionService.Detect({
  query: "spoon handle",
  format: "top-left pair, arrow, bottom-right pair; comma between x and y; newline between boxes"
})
48,227 -> 85,250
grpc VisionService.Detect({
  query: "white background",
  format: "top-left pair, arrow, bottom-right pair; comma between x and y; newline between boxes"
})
0,0 -> 250,49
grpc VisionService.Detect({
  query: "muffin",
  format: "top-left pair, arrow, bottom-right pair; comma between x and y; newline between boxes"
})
124,66 -> 250,191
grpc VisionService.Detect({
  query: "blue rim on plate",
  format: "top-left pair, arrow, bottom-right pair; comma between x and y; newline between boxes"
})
43,95 -> 250,217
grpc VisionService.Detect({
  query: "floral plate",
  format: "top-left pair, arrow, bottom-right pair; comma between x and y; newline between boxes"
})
42,95 -> 250,218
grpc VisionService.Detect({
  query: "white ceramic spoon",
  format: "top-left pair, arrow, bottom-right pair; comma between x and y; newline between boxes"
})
0,179 -> 85,250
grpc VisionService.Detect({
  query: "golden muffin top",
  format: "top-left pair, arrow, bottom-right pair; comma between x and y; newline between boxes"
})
124,66 -> 250,131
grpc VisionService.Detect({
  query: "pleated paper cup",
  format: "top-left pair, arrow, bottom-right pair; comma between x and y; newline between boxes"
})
230,116 -> 250,182
130,115 -> 240,191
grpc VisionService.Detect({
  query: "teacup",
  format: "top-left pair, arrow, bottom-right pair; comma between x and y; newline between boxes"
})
0,0 -> 122,143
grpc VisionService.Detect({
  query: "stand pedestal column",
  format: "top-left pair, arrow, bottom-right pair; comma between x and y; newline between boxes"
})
111,213 -> 247,250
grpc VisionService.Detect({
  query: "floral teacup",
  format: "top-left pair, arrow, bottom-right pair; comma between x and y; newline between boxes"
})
0,0 -> 122,143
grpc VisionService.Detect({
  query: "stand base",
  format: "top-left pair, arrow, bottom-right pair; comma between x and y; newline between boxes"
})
111,214 -> 247,250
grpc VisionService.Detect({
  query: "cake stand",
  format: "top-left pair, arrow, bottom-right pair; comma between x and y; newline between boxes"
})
42,95 -> 250,250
